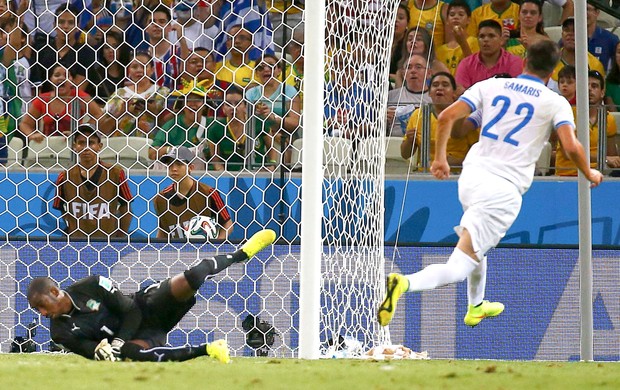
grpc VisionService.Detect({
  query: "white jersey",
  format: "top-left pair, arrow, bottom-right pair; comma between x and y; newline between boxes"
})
459,74 -> 575,194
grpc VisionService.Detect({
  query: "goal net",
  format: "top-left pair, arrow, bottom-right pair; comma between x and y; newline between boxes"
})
317,0 -> 399,354
0,0 -> 398,358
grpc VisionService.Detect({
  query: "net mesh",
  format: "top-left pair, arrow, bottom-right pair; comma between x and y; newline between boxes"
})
319,0 -> 399,351
0,0 -> 400,357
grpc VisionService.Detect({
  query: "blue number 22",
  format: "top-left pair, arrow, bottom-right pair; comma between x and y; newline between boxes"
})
480,95 -> 534,146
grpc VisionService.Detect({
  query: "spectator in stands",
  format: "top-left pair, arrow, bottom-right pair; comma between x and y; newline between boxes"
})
53,124 -> 133,239
436,0 -> 478,76
284,30 -> 304,96
178,48 -> 228,118
468,0 -> 520,38
148,83 -> 208,163
86,30 -> 130,106
173,0 -> 217,52
105,51 -> 170,137
212,0 -> 275,61
390,4 -> 410,85
268,0 -> 304,45
387,54 -> 433,137
394,27 -> 449,88
109,0 -> 149,48
606,42 -> 620,109
558,65 -> 576,105
407,0 -> 447,47
21,0 -> 67,45
586,3 -> 619,73
400,72 -> 478,172
506,0 -> 549,59
20,63 -> 111,143
154,145 -> 233,239
144,5 -> 181,90
246,54 -> 301,165
29,4 -> 95,90
555,70 -> 620,176
0,15 -> 25,163
215,24 -> 259,88
548,17 -> 606,93
13,20 -> 34,117
77,0 -> 113,33
206,86 -> 276,171
455,20 -> 523,90
323,51 -> 374,139
84,15 -> 114,51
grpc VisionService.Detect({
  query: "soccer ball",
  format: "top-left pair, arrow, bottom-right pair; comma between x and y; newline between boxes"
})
184,216 -> 219,241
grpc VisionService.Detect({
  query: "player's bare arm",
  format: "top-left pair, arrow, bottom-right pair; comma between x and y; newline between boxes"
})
432,100 -> 472,179
556,124 -> 603,187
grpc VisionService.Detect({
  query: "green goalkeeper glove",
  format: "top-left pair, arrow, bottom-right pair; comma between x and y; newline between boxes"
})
94,339 -> 120,361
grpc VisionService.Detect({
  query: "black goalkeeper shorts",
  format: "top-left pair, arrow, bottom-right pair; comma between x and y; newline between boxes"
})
131,278 -> 196,347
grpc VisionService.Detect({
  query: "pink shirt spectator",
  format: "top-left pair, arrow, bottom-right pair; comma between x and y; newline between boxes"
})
455,49 -> 524,89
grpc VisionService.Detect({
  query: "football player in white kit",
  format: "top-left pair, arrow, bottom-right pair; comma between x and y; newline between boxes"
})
378,39 -> 603,328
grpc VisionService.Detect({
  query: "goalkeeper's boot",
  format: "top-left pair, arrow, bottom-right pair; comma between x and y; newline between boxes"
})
377,273 -> 409,327
241,229 -> 277,259
206,339 -> 231,364
464,300 -> 505,327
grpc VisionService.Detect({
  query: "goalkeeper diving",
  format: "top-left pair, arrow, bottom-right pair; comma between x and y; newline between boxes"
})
26,229 -> 276,363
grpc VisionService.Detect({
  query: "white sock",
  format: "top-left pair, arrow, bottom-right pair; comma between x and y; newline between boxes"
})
406,248 -> 478,292
467,255 -> 487,306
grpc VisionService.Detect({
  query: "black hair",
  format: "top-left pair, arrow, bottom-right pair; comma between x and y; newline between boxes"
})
558,65 -> 576,81
41,63 -> 76,93
478,19 -> 502,35
27,277 -> 55,304
447,0 -> 472,17
258,53 -> 282,70
525,40 -> 561,78
431,71 -> 457,90
152,5 -> 172,21
54,3 -> 80,17
225,85 -> 244,98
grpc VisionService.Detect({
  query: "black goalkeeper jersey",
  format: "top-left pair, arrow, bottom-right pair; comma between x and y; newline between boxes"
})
50,275 -> 142,359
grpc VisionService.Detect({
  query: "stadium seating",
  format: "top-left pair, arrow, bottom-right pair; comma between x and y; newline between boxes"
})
385,136 -> 418,174
24,136 -> 72,168
611,112 -> 620,153
545,26 -> 563,44
535,141 -> 552,176
542,2 -> 562,27
100,136 -> 153,170
7,137 -> 24,167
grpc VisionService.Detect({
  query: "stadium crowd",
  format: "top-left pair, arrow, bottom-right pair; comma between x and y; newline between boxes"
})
0,0 -> 618,176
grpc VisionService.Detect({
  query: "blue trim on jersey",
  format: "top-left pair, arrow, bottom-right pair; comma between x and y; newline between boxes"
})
458,96 -> 476,112
554,120 -> 574,129
466,116 -> 480,128
517,74 -> 544,84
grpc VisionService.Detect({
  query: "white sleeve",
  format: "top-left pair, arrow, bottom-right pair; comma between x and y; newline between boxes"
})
552,97 -> 575,130
467,109 -> 483,128
458,82 -> 483,113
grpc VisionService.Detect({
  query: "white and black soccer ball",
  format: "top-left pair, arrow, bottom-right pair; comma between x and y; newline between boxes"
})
184,216 -> 219,241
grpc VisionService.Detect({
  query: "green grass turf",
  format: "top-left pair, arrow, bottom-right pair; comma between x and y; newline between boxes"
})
1,354 -> 619,390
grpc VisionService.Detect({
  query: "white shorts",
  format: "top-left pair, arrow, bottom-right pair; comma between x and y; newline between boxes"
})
456,167 -> 522,260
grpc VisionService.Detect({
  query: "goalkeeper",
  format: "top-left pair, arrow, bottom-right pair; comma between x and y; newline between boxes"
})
26,229 -> 276,363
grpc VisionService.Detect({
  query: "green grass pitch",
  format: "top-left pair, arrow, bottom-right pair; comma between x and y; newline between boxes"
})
1,354 -> 620,389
